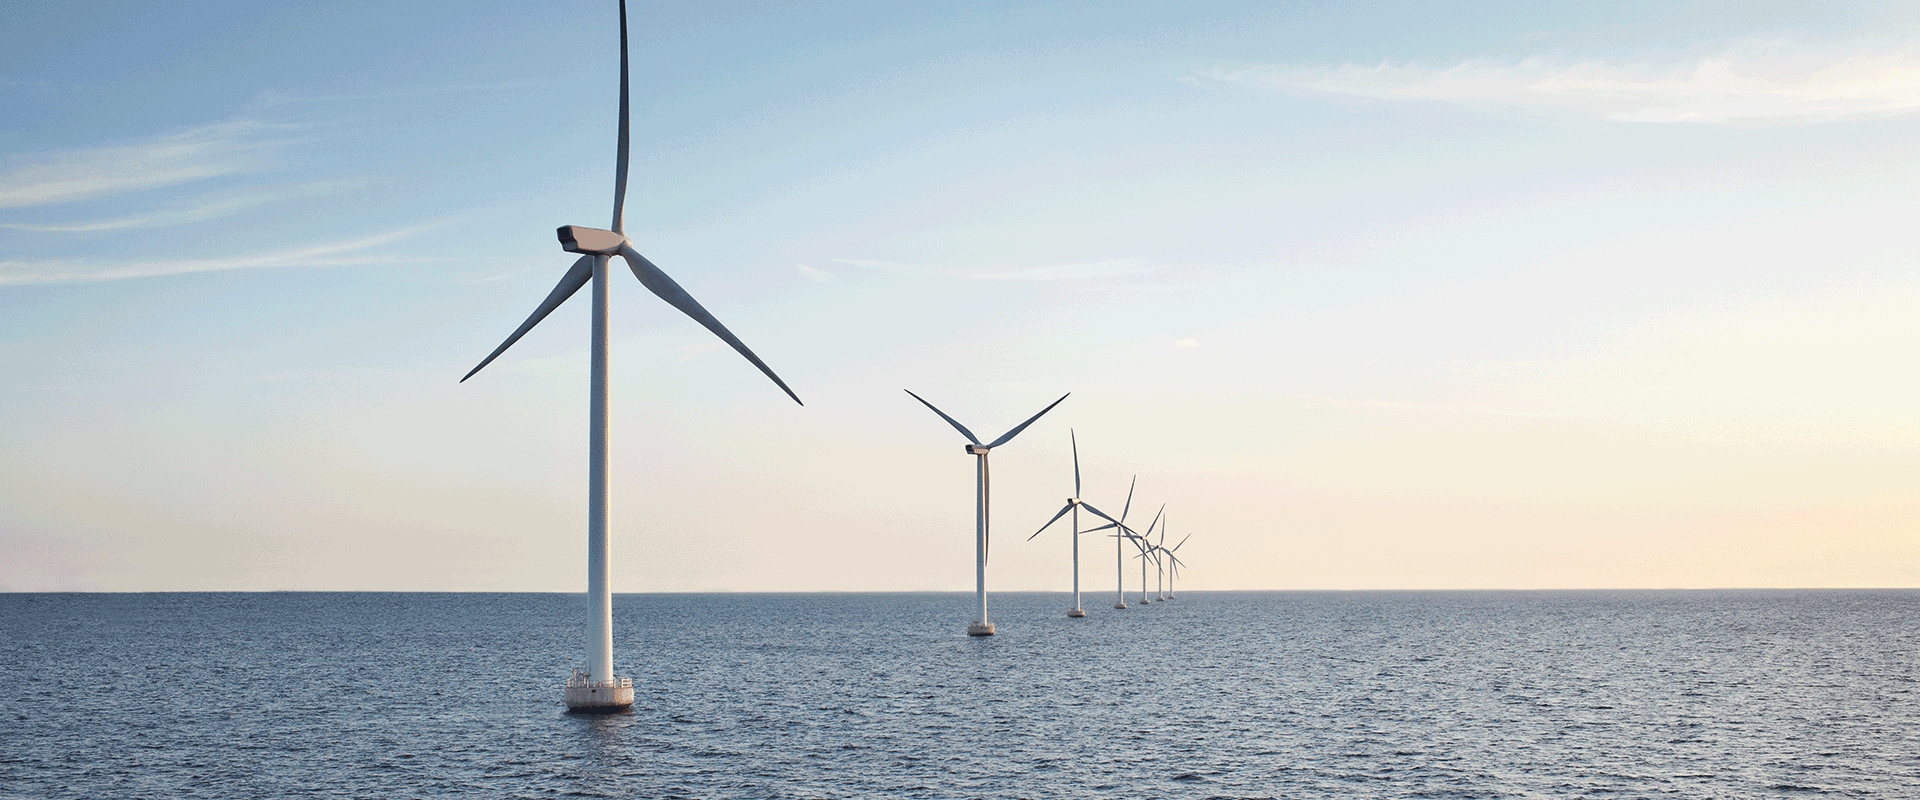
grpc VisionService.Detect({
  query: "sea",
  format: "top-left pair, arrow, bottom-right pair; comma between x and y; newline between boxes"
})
2,590 -> 1916,799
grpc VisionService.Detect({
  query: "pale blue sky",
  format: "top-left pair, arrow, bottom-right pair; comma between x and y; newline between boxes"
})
4,0 -> 1917,592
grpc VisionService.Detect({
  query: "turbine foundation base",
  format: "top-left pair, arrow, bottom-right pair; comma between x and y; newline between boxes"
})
1066,608 -> 1086,618
565,678 -> 634,713
967,622 -> 996,636
1113,602 -> 1129,609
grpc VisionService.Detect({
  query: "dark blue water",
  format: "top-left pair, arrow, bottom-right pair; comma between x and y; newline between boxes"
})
2,591 -> 1916,798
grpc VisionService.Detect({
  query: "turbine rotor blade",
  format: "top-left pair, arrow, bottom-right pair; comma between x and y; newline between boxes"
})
1028,502 -> 1076,541
460,255 -> 595,382
1142,505 -> 1166,540
612,0 -> 630,234
1076,502 -> 1122,526
1119,476 -> 1136,523
984,392 -> 1069,449
1070,428 -> 1080,499
903,390 -> 983,445
617,245 -> 802,405
1171,533 -> 1191,552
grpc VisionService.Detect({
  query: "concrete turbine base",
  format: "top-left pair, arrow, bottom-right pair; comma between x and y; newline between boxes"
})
565,677 -> 635,713
1114,602 -> 1129,609
967,621 -> 996,636
1067,608 -> 1086,618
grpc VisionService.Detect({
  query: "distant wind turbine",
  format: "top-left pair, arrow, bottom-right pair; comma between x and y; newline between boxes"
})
1144,514 -> 1159,602
462,0 -> 801,713
1027,430 -> 1128,618
1132,505 -> 1165,605
1089,477 -> 1139,610
1163,532 -> 1191,599
907,390 -> 1068,636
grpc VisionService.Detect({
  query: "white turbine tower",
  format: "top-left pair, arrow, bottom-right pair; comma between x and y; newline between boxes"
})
1028,430 -> 1129,618
462,0 -> 802,713
906,390 -> 1069,636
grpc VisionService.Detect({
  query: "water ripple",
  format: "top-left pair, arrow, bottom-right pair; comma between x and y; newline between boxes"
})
2,590 -> 1918,798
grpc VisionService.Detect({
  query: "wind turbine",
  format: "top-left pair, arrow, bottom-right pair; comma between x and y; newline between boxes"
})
1144,514 -> 1159,602
1027,430 -> 1128,618
462,0 -> 801,713
1131,505 -> 1165,606
1095,477 -> 1138,609
1163,532 -> 1191,599
906,390 -> 1068,636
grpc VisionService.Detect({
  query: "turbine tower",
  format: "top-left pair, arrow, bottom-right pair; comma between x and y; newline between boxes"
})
1029,430 -> 1128,618
907,390 -> 1068,636
462,0 -> 801,713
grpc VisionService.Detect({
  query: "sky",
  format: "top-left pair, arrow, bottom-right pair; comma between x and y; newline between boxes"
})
3,0 -> 1917,593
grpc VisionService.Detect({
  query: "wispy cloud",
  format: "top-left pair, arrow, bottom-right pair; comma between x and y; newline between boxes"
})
0,224 -> 438,286
668,341 -> 728,361
1195,37 -> 1920,123
1292,393 -> 1591,421
247,81 -> 550,108
0,121 -> 290,208
833,257 -> 1148,281
0,179 -> 365,232
796,263 -> 835,283
250,368 -> 373,383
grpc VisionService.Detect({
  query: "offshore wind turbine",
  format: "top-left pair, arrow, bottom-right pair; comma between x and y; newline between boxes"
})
1164,532 -> 1191,599
1028,430 -> 1128,618
907,390 -> 1069,636
1097,477 -> 1138,609
462,0 -> 801,713
1132,505 -> 1165,605
1145,546 -> 1164,602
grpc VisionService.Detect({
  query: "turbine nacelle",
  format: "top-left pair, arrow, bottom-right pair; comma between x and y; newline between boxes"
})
964,444 -> 991,455
558,225 -> 630,255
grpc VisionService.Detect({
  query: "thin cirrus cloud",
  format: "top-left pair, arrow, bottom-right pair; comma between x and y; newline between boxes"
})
1290,393 -> 1594,422
0,225 -> 437,286
0,180 -> 366,232
246,81 -> 552,108
833,257 -> 1147,281
1195,37 -> 1920,123
0,120 -> 288,209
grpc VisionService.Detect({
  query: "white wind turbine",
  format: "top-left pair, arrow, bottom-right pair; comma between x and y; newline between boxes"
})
462,0 -> 801,713
1027,430 -> 1129,618
1089,477 -> 1139,609
1163,532 -> 1191,599
906,390 -> 1069,636
1152,516 -> 1169,601
1129,505 -> 1165,606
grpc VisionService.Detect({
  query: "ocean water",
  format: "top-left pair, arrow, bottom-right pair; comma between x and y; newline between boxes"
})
2,590 -> 1916,799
